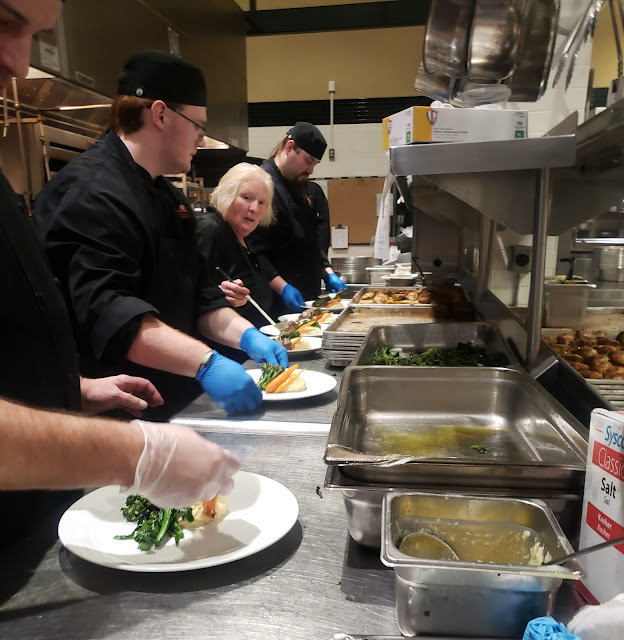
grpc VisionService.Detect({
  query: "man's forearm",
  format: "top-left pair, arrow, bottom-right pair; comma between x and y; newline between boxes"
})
0,397 -> 143,490
197,307 -> 254,350
126,314 -> 209,377
269,275 -> 288,295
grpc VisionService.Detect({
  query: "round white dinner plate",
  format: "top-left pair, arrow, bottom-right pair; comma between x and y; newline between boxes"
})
57,471 -> 298,572
248,368 -> 337,401
273,336 -> 322,355
259,323 -> 324,337
277,313 -> 333,325
304,298 -> 348,311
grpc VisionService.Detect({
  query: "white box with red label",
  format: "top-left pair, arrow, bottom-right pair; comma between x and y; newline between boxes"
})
578,409 -> 624,603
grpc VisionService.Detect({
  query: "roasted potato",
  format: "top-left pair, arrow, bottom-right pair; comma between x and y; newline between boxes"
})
610,350 -> 624,366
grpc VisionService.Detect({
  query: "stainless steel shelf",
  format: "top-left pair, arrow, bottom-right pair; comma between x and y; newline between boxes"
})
390,134 -> 576,177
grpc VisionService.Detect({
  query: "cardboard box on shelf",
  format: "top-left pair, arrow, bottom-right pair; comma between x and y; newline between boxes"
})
577,409 -> 624,604
382,106 -> 528,149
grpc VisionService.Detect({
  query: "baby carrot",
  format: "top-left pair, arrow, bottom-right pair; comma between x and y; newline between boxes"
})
275,368 -> 305,393
266,364 -> 299,393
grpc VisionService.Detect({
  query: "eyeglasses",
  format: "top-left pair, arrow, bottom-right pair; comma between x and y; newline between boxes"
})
165,104 -> 209,137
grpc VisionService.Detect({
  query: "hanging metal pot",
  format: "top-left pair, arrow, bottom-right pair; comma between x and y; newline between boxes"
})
468,0 -> 524,81
506,0 -> 560,101
423,0 -> 476,78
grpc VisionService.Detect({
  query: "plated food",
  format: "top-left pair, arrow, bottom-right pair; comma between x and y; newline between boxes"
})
543,329 -> 624,379
256,363 -> 307,394
247,368 -> 337,401
305,292 -> 348,311
115,494 -> 228,551
57,472 -> 299,571
279,308 -> 334,324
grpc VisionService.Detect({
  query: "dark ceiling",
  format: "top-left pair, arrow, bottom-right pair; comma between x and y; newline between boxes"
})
244,0 -> 430,36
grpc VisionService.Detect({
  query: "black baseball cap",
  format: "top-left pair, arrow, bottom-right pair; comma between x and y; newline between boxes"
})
118,50 -> 207,107
287,122 -> 327,161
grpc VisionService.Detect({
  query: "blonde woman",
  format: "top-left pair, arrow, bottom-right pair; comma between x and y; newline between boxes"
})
196,163 -> 277,330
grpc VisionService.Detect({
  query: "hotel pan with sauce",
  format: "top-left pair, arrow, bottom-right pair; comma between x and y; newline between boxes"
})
325,367 -> 588,489
382,491 -> 582,638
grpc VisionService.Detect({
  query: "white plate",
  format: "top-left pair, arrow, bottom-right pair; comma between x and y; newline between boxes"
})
57,471 -> 298,573
304,298 -> 348,311
273,335 -> 322,355
248,368 -> 337,400
259,323 -> 324,337
277,313 -> 333,325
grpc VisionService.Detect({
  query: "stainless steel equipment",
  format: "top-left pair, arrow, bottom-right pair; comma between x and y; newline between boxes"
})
331,257 -> 381,285
381,491 -> 582,638
593,246 -> 624,281
543,281 -> 596,327
505,0 -> 560,101
467,0 -> 523,81
325,367 -> 588,488
326,465 -> 583,548
422,0 -> 475,78
350,322 -> 518,368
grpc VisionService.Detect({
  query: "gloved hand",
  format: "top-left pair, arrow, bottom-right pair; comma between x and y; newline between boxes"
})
568,594 -> 624,640
240,327 -> 289,367
129,420 -> 240,508
522,617 -> 581,640
324,272 -> 347,293
195,350 -> 262,413
281,283 -> 306,311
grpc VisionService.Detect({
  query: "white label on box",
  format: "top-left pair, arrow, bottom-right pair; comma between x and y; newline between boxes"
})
579,409 -> 624,603
38,41 -> 60,73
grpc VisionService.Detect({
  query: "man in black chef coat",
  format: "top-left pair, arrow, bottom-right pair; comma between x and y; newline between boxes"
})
0,0 -> 240,527
248,122 -> 347,317
35,50 -> 288,420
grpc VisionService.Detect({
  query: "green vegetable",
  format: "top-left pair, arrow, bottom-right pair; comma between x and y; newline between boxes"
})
257,362 -> 285,390
114,495 -> 194,551
369,342 -> 503,368
471,445 -> 488,454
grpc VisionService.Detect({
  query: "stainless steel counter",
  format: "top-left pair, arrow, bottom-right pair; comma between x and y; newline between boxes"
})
0,431 -> 401,639
0,348 -> 588,639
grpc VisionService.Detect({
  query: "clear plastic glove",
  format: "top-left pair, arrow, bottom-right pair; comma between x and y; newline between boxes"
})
281,283 -> 306,311
129,420 -> 240,508
324,272 -> 347,293
240,327 -> 288,367
195,350 -> 262,413
568,594 -> 624,640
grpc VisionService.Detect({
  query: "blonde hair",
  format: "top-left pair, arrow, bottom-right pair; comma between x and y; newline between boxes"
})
210,163 -> 274,227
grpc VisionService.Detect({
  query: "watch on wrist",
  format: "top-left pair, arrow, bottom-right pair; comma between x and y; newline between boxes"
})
196,350 -> 214,375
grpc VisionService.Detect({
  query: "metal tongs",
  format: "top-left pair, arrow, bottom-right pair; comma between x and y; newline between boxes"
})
552,0 -> 605,90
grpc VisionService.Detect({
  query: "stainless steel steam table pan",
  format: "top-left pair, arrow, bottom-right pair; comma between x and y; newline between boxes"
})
325,465 -> 583,549
350,321 -> 519,368
382,491 -> 582,638
325,367 -> 588,489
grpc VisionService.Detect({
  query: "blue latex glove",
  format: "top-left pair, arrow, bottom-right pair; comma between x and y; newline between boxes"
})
240,327 -> 289,367
324,272 -> 347,293
281,283 -> 306,311
195,350 -> 262,414
523,617 -> 581,640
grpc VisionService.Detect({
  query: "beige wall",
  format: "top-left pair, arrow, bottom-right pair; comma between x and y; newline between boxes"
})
247,26 -> 424,102
590,7 -> 624,87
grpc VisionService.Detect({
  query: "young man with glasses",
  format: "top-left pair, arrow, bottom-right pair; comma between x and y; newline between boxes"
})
34,50 -> 287,420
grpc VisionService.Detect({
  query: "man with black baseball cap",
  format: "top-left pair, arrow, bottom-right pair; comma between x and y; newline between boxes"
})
35,50 -> 288,419
248,122 -> 347,316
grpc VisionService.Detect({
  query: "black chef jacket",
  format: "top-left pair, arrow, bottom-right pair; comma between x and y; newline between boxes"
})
248,159 -> 331,316
34,130 -> 230,421
0,170 -> 82,545
307,180 -> 330,257
196,208 -> 274,329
